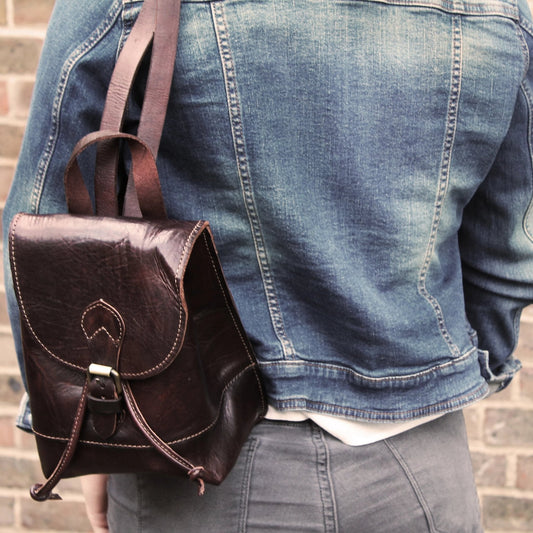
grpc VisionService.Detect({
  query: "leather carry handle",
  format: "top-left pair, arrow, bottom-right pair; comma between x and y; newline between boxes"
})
64,130 -> 167,219
92,0 -> 181,216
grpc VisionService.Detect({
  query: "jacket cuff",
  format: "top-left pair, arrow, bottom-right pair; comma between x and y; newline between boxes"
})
16,392 -> 33,433
478,349 -> 522,394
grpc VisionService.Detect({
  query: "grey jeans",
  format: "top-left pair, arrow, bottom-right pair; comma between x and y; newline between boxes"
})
107,411 -> 482,532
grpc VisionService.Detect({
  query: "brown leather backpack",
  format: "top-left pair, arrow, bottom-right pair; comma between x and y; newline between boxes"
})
8,0 -> 266,501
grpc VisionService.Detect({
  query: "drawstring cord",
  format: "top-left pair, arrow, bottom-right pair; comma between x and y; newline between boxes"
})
188,466 -> 206,496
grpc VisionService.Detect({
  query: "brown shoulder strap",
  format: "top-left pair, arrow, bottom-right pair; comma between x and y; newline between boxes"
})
122,0 -> 182,217
137,0 -> 182,156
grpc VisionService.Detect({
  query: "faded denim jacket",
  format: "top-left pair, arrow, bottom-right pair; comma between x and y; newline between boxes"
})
4,0 -> 533,430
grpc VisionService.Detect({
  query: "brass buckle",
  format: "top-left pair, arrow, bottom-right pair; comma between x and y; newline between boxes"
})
87,363 -> 123,396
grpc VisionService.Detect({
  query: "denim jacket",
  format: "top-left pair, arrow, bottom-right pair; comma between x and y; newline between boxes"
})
4,0 -> 533,429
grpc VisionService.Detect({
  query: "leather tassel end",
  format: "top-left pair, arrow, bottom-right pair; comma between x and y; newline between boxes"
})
187,466 -> 206,496
30,483 -> 62,502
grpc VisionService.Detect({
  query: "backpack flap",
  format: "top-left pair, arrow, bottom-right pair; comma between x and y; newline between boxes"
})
9,213 -> 208,378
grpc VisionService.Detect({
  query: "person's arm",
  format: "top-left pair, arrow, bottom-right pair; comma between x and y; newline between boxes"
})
81,474 -> 109,533
459,6 -> 533,390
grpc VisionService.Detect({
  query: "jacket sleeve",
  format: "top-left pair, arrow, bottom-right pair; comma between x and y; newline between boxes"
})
459,5 -> 533,391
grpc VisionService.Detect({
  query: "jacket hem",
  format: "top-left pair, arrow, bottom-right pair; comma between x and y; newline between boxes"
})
259,350 -> 493,421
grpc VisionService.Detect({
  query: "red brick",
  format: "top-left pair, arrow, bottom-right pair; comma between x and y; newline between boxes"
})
482,495 -> 533,531
0,331 -> 18,368
0,122 -> 25,159
11,79 -> 34,118
0,496 -> 14,527
14,0 -> 55,25
470,451 -> 507,487
0,164 -> 14,207
484,408 -> 533,447
486,377 -> 515,402
17,425 -> 38,450
516,319 -> 533,364
12,429 -> 84,496
0,454 -> 42,489
0,414 -> 16,447
0,1 -> 6,26
464,405 -> 483,441
520,367 -> 533,402
518,455 -> 533,491
0,292 -> 11,331
0,373 -> 24,405
0,37 -> 42,75
0,81 -> 8,115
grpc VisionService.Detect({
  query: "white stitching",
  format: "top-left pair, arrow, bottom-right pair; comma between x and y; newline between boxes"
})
123,220 -> 205,378
211,1 -> 295,359
417,15 -> 462,357
81,300 -> 125,345
201,231 -> 266,412
169,364 -> 262,444
30,0 -> 123,213
9,214 -> 85,372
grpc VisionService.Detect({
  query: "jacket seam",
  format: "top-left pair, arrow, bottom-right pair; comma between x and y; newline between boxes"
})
29,0 -> 124,214
519,12 -> 533,38
519,70 -> 533,242
417,14 -> 462,357
119,0 -> 143,56
238,437 -> 258,533
183,0 -> 519,18
348,0 -> 519,18
211,1 -> 296,359
522,81 -> 533,243
516,18 -> 531,80
260,345 -> 478,384
383,439 -> 439,533
311,425 -> 339,533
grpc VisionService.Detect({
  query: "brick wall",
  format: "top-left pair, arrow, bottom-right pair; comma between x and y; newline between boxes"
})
0,2 -> 92,530
0,0 -> 532,531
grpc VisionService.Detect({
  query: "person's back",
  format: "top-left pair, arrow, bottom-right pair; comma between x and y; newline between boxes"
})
148,0 -> 527,419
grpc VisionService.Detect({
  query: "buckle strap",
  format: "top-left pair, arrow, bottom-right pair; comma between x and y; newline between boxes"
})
87,364 -> 123,418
